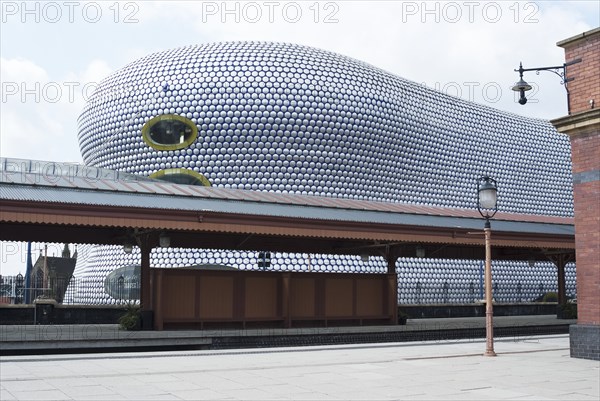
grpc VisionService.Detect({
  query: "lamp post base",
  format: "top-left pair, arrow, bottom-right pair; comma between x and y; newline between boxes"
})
485,308 -> 496,357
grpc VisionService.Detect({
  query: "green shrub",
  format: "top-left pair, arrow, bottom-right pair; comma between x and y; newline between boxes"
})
558,302 -> 577,319
541,292 -> 558,302
118,303 -> 141,330
398,309 -> 409,325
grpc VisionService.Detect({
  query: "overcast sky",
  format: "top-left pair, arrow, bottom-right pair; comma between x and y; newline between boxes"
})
1,0 -> 598,275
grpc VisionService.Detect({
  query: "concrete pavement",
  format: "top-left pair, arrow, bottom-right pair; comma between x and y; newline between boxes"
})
1,334 -> 598,400
0,315 -> 574,355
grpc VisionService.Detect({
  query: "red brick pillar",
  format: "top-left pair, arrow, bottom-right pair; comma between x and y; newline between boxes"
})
551,28 -> 600,361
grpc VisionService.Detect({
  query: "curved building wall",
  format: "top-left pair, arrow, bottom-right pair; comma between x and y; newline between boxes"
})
73,41 -> 575,304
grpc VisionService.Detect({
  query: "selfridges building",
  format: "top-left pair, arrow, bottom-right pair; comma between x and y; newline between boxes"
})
74,41 -> 576,304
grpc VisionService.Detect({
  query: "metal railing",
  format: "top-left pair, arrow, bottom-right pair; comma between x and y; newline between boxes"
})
397,281 -> 575,304
0,275 -> 139,306
0,274 -> 576,306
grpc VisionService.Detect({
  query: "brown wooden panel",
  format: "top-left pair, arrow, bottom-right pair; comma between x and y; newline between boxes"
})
290,277 -> 315,318
153,270 -> 164,330
388,274 -> 398,324
161,274 -> 195,319
199,275 -> 234,319
233,275 -> 245,319
356,278 -> 382,316
151,269 -> 395,329
325,278 -> 353,317
282,274 -> 290,327
245,276 -> 278,319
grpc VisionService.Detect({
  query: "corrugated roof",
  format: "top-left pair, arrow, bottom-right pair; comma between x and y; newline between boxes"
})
0,168 -> 574,237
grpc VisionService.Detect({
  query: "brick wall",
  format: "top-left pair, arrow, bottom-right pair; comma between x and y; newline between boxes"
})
572,179 -> 600,325
561,31 -> 600,114
553,28 -> 600,360
570,325 -> 600,361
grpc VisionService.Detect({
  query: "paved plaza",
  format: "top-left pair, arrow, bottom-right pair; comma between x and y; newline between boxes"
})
0,316 -> 574,354
1,334 -> 598,400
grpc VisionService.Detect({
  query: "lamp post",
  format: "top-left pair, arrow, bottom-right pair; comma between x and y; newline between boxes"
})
512,59 -> 581,114
477,176 -> 498,357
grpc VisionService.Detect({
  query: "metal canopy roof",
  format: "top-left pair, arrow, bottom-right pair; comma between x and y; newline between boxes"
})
0,159 -> 575,261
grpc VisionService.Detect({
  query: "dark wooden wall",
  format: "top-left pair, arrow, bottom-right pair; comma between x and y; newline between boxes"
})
152,268 -> 397,330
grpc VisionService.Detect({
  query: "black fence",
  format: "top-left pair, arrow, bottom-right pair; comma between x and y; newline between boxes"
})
1,274 -> 574,306
397,281 -> 573,305
0,274 -> 139,306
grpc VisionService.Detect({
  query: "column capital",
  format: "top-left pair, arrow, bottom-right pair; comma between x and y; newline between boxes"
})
551,109 -> 600,138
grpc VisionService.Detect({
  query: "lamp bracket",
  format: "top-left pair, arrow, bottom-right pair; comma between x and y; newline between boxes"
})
516,58 -> 581,87
514,59 -> 582,114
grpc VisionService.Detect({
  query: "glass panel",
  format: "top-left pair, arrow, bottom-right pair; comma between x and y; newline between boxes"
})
141,115 -> 198,151
149,120 -> 193,145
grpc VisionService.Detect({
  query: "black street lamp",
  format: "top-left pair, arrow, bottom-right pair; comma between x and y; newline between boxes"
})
477,176 -> 498,357
512,59 -> 581,114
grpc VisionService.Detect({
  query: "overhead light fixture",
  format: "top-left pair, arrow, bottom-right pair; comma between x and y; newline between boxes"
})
511,74 -> 532,105
512,59 -> 581,114
159,232 -> 170,248
477,176 -> 498,220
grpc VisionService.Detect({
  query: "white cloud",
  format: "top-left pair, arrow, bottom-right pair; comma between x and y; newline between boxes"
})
80,59 -> 114,86
1,57 -> 114,162
1,57 -> 48,82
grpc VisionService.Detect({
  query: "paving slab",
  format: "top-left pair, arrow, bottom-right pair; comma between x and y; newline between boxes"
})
1,334 -> 598,400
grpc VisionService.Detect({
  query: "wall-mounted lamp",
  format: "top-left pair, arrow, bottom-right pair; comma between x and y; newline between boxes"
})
512,59 -> 581,114
159,232 -> 170,248
512,73 -> 532,105
415,246 -> 425,258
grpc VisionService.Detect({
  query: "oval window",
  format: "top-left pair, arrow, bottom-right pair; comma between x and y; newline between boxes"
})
141,114 -> 198,151
104,265 -> 140,300
149,168 -> 212,186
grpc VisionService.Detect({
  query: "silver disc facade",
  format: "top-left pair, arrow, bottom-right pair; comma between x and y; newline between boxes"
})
74,41 -> 575,304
